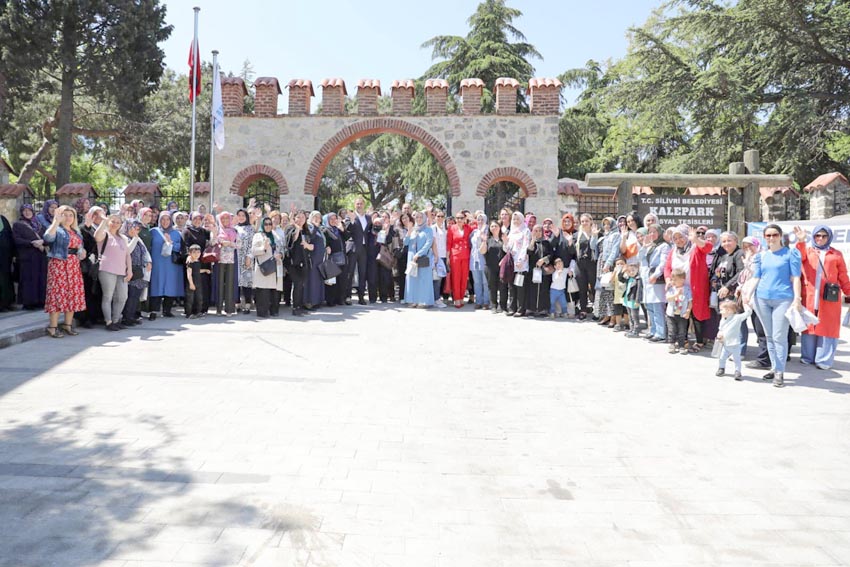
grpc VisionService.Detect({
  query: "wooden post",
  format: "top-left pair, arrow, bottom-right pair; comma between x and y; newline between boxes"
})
728,162 -> 746,235
617,181 -> 632,216
743,150 -> 760,231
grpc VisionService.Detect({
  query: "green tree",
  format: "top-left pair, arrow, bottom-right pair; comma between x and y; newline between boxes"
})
0,0 -> 173,188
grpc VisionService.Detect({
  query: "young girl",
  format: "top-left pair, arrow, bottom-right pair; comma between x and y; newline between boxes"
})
666,268 -> 692,354
549,257 -> 568,319
185,244 -> 204,318
621,262 -> 642,337
611,257 -> 628,331
715,299 -> 753,380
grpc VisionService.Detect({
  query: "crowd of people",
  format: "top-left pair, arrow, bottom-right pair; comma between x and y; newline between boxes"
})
0,197 -> 848,387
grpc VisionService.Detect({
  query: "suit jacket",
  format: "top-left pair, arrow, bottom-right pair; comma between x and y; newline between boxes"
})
344,214 -> 372,253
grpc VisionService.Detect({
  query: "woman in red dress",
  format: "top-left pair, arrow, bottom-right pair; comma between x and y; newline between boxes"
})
446,212 -> 473,308
42,205 -> 87,338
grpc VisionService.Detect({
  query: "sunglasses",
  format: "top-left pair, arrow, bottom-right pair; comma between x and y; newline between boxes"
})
764,233 -> 781,238
814,233 -> 828,239
696,231 -> 706,235
436,214 -> 444,218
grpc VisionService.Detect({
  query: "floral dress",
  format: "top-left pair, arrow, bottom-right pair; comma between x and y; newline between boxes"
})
236,224 -> 255,288
45,232 -> 86,313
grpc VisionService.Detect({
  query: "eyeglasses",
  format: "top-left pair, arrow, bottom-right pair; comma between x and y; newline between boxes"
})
436,214 -> 444,218
764,233 -> 781,238
814,233 -> 828,239
696,231 -> 706,236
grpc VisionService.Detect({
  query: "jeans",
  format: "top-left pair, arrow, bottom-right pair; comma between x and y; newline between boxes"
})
628,307 -> 641,333
98,271 -> 128,324
754,296 -> 793,373
718,344 -> 743,372
549,288 -> 567,314
510,273 -> 527,314
472,269 -> 489,305
646,302 -> 666,339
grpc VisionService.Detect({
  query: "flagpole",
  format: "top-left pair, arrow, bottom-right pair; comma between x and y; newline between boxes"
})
189,6 -> 200,212
209,50 -> 218,212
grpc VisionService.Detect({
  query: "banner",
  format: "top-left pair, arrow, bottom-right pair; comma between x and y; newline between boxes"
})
211,63 -> 225,150
748,216 -> 850,269
637,194 -> 726,228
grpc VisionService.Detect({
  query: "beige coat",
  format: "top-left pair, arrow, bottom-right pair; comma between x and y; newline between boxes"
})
251,233 -> 282,291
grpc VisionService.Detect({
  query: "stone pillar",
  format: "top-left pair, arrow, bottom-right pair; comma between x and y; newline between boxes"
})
287,79 -> 314,116
494,77 -> 519,115
743,149 -> 760,230
356,79 -> 381,116
460,78 -> 484,115
320,78 -> 347,115
221,77 -> 247,116
528,78 -> 562,115
390,80 -> 414,115
424,79 -> 448,116
254,77 -> 281,118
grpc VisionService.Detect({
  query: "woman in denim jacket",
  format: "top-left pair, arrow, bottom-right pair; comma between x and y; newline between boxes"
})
42,205 -> 87,337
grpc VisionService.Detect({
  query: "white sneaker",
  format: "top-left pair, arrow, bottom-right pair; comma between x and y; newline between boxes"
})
435,300 -> 447,309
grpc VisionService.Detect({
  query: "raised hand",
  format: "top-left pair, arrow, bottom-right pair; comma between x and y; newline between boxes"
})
793,225 -> 806,242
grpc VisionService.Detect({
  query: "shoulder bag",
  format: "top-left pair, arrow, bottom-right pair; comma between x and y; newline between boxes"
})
258,256 -> 277,276
202,244 -> 221,264
377,245 -> 395,270
817,254 -> 840,303
318,256 -> 343,281
416,255 -> 430,268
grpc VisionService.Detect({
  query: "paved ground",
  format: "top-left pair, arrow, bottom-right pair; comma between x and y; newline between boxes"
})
1,304 -> 850,567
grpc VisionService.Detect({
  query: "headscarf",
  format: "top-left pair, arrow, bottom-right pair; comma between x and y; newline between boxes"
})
217,211 -> 237,243
742,236 -> 761,253
18,204 -> 40,232
811,225 -> 833,250
138,207 -> 153,226
260,216 -> 275,249
73,197 -> 89,216
509,211 -> 527,235
322,213 -> 340,240
236,208 -> 250,227
560,213 -> 576,234
636,227 -> 648,237
190,211 -> 203,222
706,229 -> 722,251
157,210 -> 173,230
674,224 -> 692,254
41,199 -> 58,224
602,216 -> 615,235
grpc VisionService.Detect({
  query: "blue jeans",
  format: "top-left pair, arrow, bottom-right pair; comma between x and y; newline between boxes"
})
754,296 -> 793,373
718,344 -> 743,372
550,288 -> 567,314
471,269 -> 489,305
646,302 -> 666,339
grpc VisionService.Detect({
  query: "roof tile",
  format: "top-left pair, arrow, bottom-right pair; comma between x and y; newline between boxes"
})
424,79 -> 449,90
557,178 -> 581,196
529,77 -> 563,89
460,78 -> 485,89
221,76 -> 249,96
320,78 -> 348,95
56,183 -> 97,197
804,172 -> 849,191
759,186 -> 798,199
193,182 -> 210,195
686,187 -> 723,196
254,77 -> 282,94
287,79 -> 315,97
494,77 -> 520,89
0,183 -> 32,197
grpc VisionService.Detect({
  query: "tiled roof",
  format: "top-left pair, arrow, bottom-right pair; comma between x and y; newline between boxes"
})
804,172 -> 849,191
287,79 -> 315,97
529,78 -> 563,89
686,187 -> 723,196
193,182 -> 210,195
321,78 -> 348,95
221,77 -> 249,96
633,186 -> 654,195
460,78 -> 485,89
759,186 -> 798,199
424,79 -> 449,90
0,184 -> 32,197
494,77 -> 520,88
254,77 -> 282,94
357,79 -> 381,95
123,182 -> 161,196
56,183 -> 97,197
557,178 -> 581,196
391,79 -> 415,92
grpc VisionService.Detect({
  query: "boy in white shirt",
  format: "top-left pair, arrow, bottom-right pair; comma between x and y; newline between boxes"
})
549,258 -> 568,318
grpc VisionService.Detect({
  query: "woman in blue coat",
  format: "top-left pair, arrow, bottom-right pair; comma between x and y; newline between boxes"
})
404,211 -> 434,307
149,211 -> 184,318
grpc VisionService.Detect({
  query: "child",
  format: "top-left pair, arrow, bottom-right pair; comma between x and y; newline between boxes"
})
621,263 -> 642,338
185,244 -> 204,318
665,268 -> 692,354
549,258 -> 568,318
715,299 -> 752,380
611,257 -> 628,331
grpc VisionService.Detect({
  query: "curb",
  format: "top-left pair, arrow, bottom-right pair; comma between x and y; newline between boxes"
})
0,323 -> 47,350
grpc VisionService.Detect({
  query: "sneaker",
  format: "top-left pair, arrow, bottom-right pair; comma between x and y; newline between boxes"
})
733,371 -> 742,381
668,346 -> 679,354
626,332 -> 640,338
762,371 -> 775,381
746,360 -> 770,369
189,314 -> 198,319
716,368 -> 725,377
816,364 -> 831,370
435,301 -> 447,309
773,372 -> 784,388
679,349 -> 689,355
549,313 -> 555,319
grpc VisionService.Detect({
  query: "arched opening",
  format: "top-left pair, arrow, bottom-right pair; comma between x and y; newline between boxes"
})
477,167 -> 538,219
229,164 -> 289,211
304,118 -> 461,206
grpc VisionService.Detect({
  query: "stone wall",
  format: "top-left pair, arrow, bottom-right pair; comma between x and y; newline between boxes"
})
809,179 -> 850,219
760,191 -> 800,222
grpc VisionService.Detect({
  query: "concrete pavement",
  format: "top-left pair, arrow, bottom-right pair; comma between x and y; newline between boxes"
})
1,304 -> 849,566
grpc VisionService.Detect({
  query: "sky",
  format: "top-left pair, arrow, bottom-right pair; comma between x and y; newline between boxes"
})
160,0 -> 663,109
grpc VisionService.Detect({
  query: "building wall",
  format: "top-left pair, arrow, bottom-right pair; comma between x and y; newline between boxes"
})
809,180 -> 850,219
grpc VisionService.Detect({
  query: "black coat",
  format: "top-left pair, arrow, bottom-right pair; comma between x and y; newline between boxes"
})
285,225 -> 313,269
343,214 -> 372,252
0,216 -> 15,273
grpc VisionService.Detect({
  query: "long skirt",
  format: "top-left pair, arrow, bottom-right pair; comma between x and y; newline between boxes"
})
18,250 -> 47,307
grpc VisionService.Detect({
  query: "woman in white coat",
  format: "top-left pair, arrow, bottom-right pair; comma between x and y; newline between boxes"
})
251,216 -> 283,317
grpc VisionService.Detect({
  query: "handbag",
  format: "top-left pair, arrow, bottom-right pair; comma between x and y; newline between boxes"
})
406,261 -> 418,277
258,256 -> 276,276
567,275 -> 580,294
513,272 -> 525,287
532,267 -> 543,284
331,251 -> 346,266
817,255 -> 840,303
600,272 -> 614,289
377,245 -> 395,270
416,256 -> 430,268
318,257 -> 343,280
202,244 -> 221,264
161,239 -> 173,257
499,252 -> 514,284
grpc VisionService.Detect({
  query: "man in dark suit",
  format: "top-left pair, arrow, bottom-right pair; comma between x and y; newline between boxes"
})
344,197 -> 372,305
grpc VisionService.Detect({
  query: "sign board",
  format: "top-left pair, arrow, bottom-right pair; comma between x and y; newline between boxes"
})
637,194 -> 726,229
748,216 -> 850,270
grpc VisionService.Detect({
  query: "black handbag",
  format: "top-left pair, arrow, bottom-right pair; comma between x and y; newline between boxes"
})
318,257 -> 342,280
131,265 -> 144,281
817,256 -> 840,303
330,251 -> 346,266
416,256 -> 430,268
171,247 -> 187,265
258,257 -> 277,276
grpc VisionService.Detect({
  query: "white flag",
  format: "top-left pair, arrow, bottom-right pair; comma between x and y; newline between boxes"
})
211,62 -> 225,150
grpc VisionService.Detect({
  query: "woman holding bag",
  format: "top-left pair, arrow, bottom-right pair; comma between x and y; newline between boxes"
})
149,211 -> 184,319
506,211 -> 531,317
793,225 -> 850,370
322,213 -> 347,307
284,211 -> 314,316
251,217 -> 282,318
404,211 -> 435,308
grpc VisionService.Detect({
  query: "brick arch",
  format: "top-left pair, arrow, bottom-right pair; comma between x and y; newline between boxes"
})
304,118 -> 461,197
230,164 -> 289,196
476,167 -> 538,198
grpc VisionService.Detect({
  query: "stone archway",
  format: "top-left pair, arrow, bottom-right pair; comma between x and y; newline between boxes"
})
476,167 -> 538,198
230,164 -> 289,196
303,117 -> 461,197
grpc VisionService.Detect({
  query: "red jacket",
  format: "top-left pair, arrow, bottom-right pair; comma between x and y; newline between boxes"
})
664,241 -> 712,321
447,224 -> 473,262
796,242 -> 850,338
